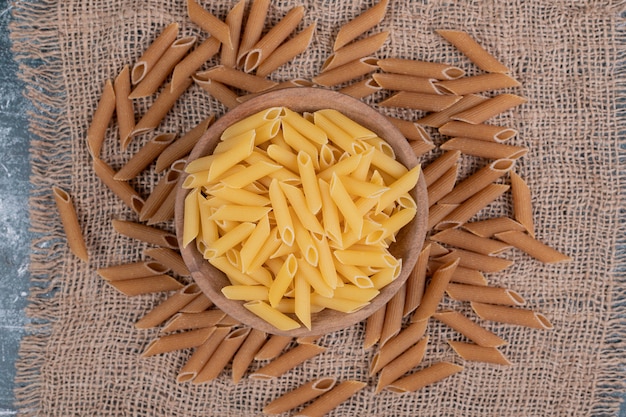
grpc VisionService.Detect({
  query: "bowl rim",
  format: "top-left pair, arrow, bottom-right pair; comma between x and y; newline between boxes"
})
175,87 -> 428,337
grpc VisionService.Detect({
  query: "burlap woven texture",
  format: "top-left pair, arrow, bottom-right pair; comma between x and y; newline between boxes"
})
10,0 -> 626,415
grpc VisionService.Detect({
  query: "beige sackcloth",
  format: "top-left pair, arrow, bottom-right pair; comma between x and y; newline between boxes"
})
9,0 -> 626,415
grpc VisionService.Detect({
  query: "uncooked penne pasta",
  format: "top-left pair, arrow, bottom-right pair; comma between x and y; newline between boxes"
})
220,0 -> 245,68
422,150 -> 461,187
323,31 -> 389,72
417,94 -> 488,128
86,79 -> 116,158
131,22 -> 179,85
97,261 -> 169,281
462,216 -> 525,238
448,340 -> 511,365
312,57 -> 378,87
377,57 -> 465,80
176,326 -> 229,382
369,319 -> 428,375
114,133 -> 176,181
339,77 -> 381,99
139,168 -> 181,222
264,377 -> 337,415
255,334 -> 293,360
256,23 -> 316,77
375,336 -> 429,393
436,183 -> 510,229
52,186 -> 88,262
92,158 -> 145,214
294,380 -> 367,417
147,181 -> 177,224
427,164 -> 458,206
435,73 -> 520,95
334,0 -> 388,50
250,343 -> 326,380
452,94 -> 527,125
135,283 -> 202,329
130,36 -> 196,99
433,310 -> 507,347
440,137 -> 528,160
114,65 -> 135,149
132,78 -> 193,137
112,219 -> 179,249
433,248 -> 513,273
428,203 -> 459,230
439,120 -> 517,143
237,79 -> 315,102
430,228 -> 511,256
231,328 -> 267,383
245,300 -> 301,331
243,6 -> 305,72
436,29 -> 509,73
194,77 -> 240,109
439,158 -> 515,204
373,72 -> 439,94
494,230 -> 572,263
428,260 -> 488,286
141,327 -> 214,357
471,301 -> 553,329
364,305 -> 386,349
108,274 -> 183,296
403,243 -> 431,316
379,91 -> 462,112
509,171 -> 535,237
193,327 -> 251,383
170,37 -> 221,93
385,115 -> 432,142
160,310 -> 226,333
385,361 -> 463,393
236,0 -> 271,66
446,283 -> 525,306
196,65 -> 278,93
187,0 -> 232,49
411,258 -> 459,322
178,293 -> 214,313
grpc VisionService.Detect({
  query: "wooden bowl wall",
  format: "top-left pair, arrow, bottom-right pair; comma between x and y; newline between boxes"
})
175,87 -> 428,337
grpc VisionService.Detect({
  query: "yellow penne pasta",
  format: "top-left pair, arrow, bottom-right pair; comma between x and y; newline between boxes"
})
494,230 -> 572,263
317,108 -> 377,140
312,57 -> 379,87
385,361 -> 463,393
187,0 -> 232,49
281,184 -> 324,236
182,188 -> 201,248
132,78 -> 193,137
114,65 -> 135,149
375,164 -> 420,214
433,310 -> 506,347
294,380 -> 367,417
377,57 -> 465,80
416,93 -> 488,128
439,120 -> 517,143
329,174 -> 363,237
222,285 -> 270,301
281,121 -> 319,163
268,254 -> 297,307
131,22 -> 179,85
452,94 -> 527,125
204,222 -> 255,258
294,273 -> 312,330
263,377 -> 337,415
244,300 -> 301,331
52,186 -> 89,262
322,31 -> 389,72
436,29 -> 509,73
282,107 -> 328,145
256,23 -> 317,77
297,151 -> 323,214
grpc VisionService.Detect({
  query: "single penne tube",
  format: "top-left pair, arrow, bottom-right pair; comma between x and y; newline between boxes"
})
329,174 -> 363,237
282,108 -> 327,145
178,293 -> 214,313
250,343 -> 326,380
294,273 -> 312,330
386,362 -> 464,393
494,230 -> 572,263
131,22 -> 179,84
176,326 -> 230,383
298,258 -> 333,297
244,300 -> 301,331
433,248 -> 513,273
375,336 -> 429,393
436,29 -> 509,73
386,115 -> 433,143
170,36 -> 221,92
194,77 -> 240,109
440,137 -> 528,160
416,94 -> 488,128
439,159 -> 515,205
268,254 -> 297,307
97,261 -> 169,281
114,65 -> 135,149
363,305 -> 385,349
427,240 -> 449,257
369,319 -> 428,375
379,287 -> 406,346
155,115 -> 214,172
377,57 -> 465,80
239,215 -> 271,272
428,260 -> 488,286
471,301 -> 554,329
193,327 -> 251,384
510,171 -> 535,237
293,380 -> 367,417
322,31 -> 389,72
135,283 -> 202,329
114,133 -> 176,181
446,283 -> 525,306
317,109 -> 377,140
108,274 -> 183,296
256,23 -> 317,77
312,57 -> 378,87
220,0 -> 245,68
427,164 -> 458,206
430,228 -> 511,256
222,285 -> 270,301
338,77 -> 382,99
451,94 -> 527,125
132,78 -> 193,137
86,79 -> 116,158
146,183 -> 177,224
422,150 -> 461,187
373,72 -> 440,94
92,158 -> 145,214
208,183 -> 270,206
435,73 -> 520,95
365,207 -> 416,244
129,35 -> 196,99
209,205 -> 271,222
196,65 -> 278,93
160,310 -> 226,333
205,222 -> 255,258
403,243 -> 431,316
254,334 -> 293,360
334,249 -> 396,268
243,6 -> 305,72
332,285 -> 379,302
411,258 -> 459,322
312,233 -> 339,290
237,79 -> 314,102
141,327 -> 214,357
428,203 -> 459,230
462,216 -> 525,238
297,152 -> 323,214
236,0 -> 271,66
231,328 -> 267,383
248,227 -> 283,273
448,340 -> 511,365
139,168 -> 181,221
433,310 -> 507,347
333,0 -> 388,50
187,0 -> 232,49
436,183 -> 510,229
206,130 -> 255,180
281,184 -> 324,236
375,165 -> 421,214
112,218 -> 179,249
52,186 -> 89,262
263,377 -> 337,415
318,179 -> 342,245
379,91 -> 462,112
439,120 -> 517,143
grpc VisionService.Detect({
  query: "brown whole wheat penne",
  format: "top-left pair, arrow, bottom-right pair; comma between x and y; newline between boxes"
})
294,380 -> 367,417
433,310 -> 507,347
417,94 -> 488,128
373,72 -> 440,94
412,258 -> 459,322
339,77 -> 382,99
439,158 -> 515,204
462,216 -> 526,238
193,327 -> 251,383
433,248 -> 513,273
135,283 -> 202,329
97,261 -> 169,281
255,334 -> 293,360
427,260 -> 488,286
411,137 -> 437,157
441,137 -> 528,160
237,79 -> 315,103
179,293 -> 214,313
231,328 -> 267,383
143,247 -> 190,277
426,241 -> 449,257
471,301 -> 553,329
379,91 -> 462,112
196,65 -> 278,93
256,23 -> 317,77
131,22 -> 179,85
451,94 -> 527,124
108,274 -> 183,296
92,158 -> 145,213
386,361 -> 463,393
114,133 -> 176,181
377,58 -> 465,80
435,73 -> 520,95
333,0 -> 389,50
114,65 -> 135,150
52,186 -> 89,262
322,31 -> 389,72
111,219 -> 179,249
130,36 -> 196,99
375,336 -> 429,393
147,182 -> 177,224
220,0 -> 245,68
446,283 -> 525,306
436,29 -> 509,73
447,341 -> 511,365
86,79 -> 116,158
264,377 -> 337,415
428,203 -> 460,230
250,343 -> 326,380
439,120 -> 517,143
176,326 -> 230,382
385,115 -> 432,142
194,77 -> 240,109
132,78 -> 193,137
236,0 -> 271,66
509,171 -> 535,237
161,310 -> 226,333
141,327 -> 215,357
403,243 -> 431,316
296,335 -> 323,345
170,37 -> 221,93
363,305 -> 386,349
154,116 -> 214,172
427,164 -> 458,206
379,286 -> 406,346
422,150 -> 461,187
139,169 -> 182,222
495,230 -> 572,263
436,183 -> 510,229
187,0 -> 232,49
312,57 -> 378,87
369,319 -> 428,375
430,228 -> 512,256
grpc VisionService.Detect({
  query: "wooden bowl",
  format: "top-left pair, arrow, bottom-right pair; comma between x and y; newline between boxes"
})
175,87 -> 428,337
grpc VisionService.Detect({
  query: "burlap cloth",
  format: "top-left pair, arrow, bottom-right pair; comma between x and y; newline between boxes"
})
9,0 -> 626,415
